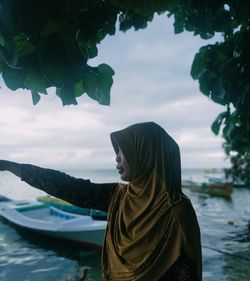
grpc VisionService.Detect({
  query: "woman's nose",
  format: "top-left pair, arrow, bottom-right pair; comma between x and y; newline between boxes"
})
116,154 -> 121,163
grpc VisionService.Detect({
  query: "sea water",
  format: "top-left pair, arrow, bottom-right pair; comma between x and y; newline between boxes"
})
0,169 -> 249,281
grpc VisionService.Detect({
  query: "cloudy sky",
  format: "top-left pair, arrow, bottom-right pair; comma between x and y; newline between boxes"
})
0,15 -> 229,170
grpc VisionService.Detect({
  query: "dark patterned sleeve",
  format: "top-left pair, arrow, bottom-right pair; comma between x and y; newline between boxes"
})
21,164 -> 117,212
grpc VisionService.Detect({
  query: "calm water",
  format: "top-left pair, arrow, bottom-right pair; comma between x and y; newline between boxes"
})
0,169 -> 249,281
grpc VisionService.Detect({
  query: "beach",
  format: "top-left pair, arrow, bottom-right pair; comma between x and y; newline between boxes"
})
0,168 -> 249,281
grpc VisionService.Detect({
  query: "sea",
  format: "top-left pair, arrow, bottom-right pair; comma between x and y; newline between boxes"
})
0,168 -> 249,281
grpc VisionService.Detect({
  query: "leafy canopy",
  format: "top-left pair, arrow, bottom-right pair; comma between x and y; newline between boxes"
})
1,0 -> 250,179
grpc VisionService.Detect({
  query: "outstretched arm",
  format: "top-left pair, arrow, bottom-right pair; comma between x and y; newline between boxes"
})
0,160 -> 21,177
0,160 -> 117,212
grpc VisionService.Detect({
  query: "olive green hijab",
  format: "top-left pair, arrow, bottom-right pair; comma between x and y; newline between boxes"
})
102,122 -> 202,281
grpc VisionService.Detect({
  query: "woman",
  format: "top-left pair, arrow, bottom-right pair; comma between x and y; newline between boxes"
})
0,122 -> 202,281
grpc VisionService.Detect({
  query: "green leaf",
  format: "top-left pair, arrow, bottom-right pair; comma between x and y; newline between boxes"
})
78,41 -> 98,59
210,93 -> 227,105
40,64 -> 65,88
74,80 -> 85,97
83,64 -> 115,105
14,33 -> 35,59
39,34 -> 69,87
42,20 -> 60,38
0,61 -> 3,72
211,111 -> 228,135
0,36 -> 5,47
2,64 -> 25,90
56,84 -> 78,106
223,121 -> 237,141
199,73 -> 211,96
191,46 -> 210,79
25,68 -> 49,93
174,19 -> 184,34
31,91 -> 41,105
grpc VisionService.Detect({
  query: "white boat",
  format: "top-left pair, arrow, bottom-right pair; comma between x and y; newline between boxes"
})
0,199 -> 106,251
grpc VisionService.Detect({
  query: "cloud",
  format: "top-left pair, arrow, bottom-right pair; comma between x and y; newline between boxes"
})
0,14 -> 229,170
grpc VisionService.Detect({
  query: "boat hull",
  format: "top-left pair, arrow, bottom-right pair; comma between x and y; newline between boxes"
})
190,182 -> 233,197
0,201 -> 106,250
27,227 -> 105,251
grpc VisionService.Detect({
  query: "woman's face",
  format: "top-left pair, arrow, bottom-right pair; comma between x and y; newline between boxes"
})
115,147 -> 132,182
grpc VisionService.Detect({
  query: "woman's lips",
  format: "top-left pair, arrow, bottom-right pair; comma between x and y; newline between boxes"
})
116,165 -> 124,174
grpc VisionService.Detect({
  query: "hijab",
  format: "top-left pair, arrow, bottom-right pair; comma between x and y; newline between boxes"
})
102,122 -> 202,281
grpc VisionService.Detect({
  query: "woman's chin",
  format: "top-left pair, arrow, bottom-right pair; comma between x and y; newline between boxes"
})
120,174 -> 128,181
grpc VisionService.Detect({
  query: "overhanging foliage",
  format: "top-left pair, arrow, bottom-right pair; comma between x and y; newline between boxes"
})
0,1 -> 250,181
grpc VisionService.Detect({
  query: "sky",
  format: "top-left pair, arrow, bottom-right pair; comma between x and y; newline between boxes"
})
0,15 -> 230,170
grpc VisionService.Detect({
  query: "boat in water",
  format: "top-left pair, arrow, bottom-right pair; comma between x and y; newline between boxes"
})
181,180 -> 200,188
182,177 -> 233,197
232,180 -> 250,188
0,199 -> 106,251
37,195 -> 107,220
189,181 -> 233,197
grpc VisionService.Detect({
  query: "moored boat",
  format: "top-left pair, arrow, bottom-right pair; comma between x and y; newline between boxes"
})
0,199 -> 106,251
0,195 -> 11,202
181,180 -> 200,188
189,182 -> 233,197
37,195 -> 107,220
232,180 -> 250,188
